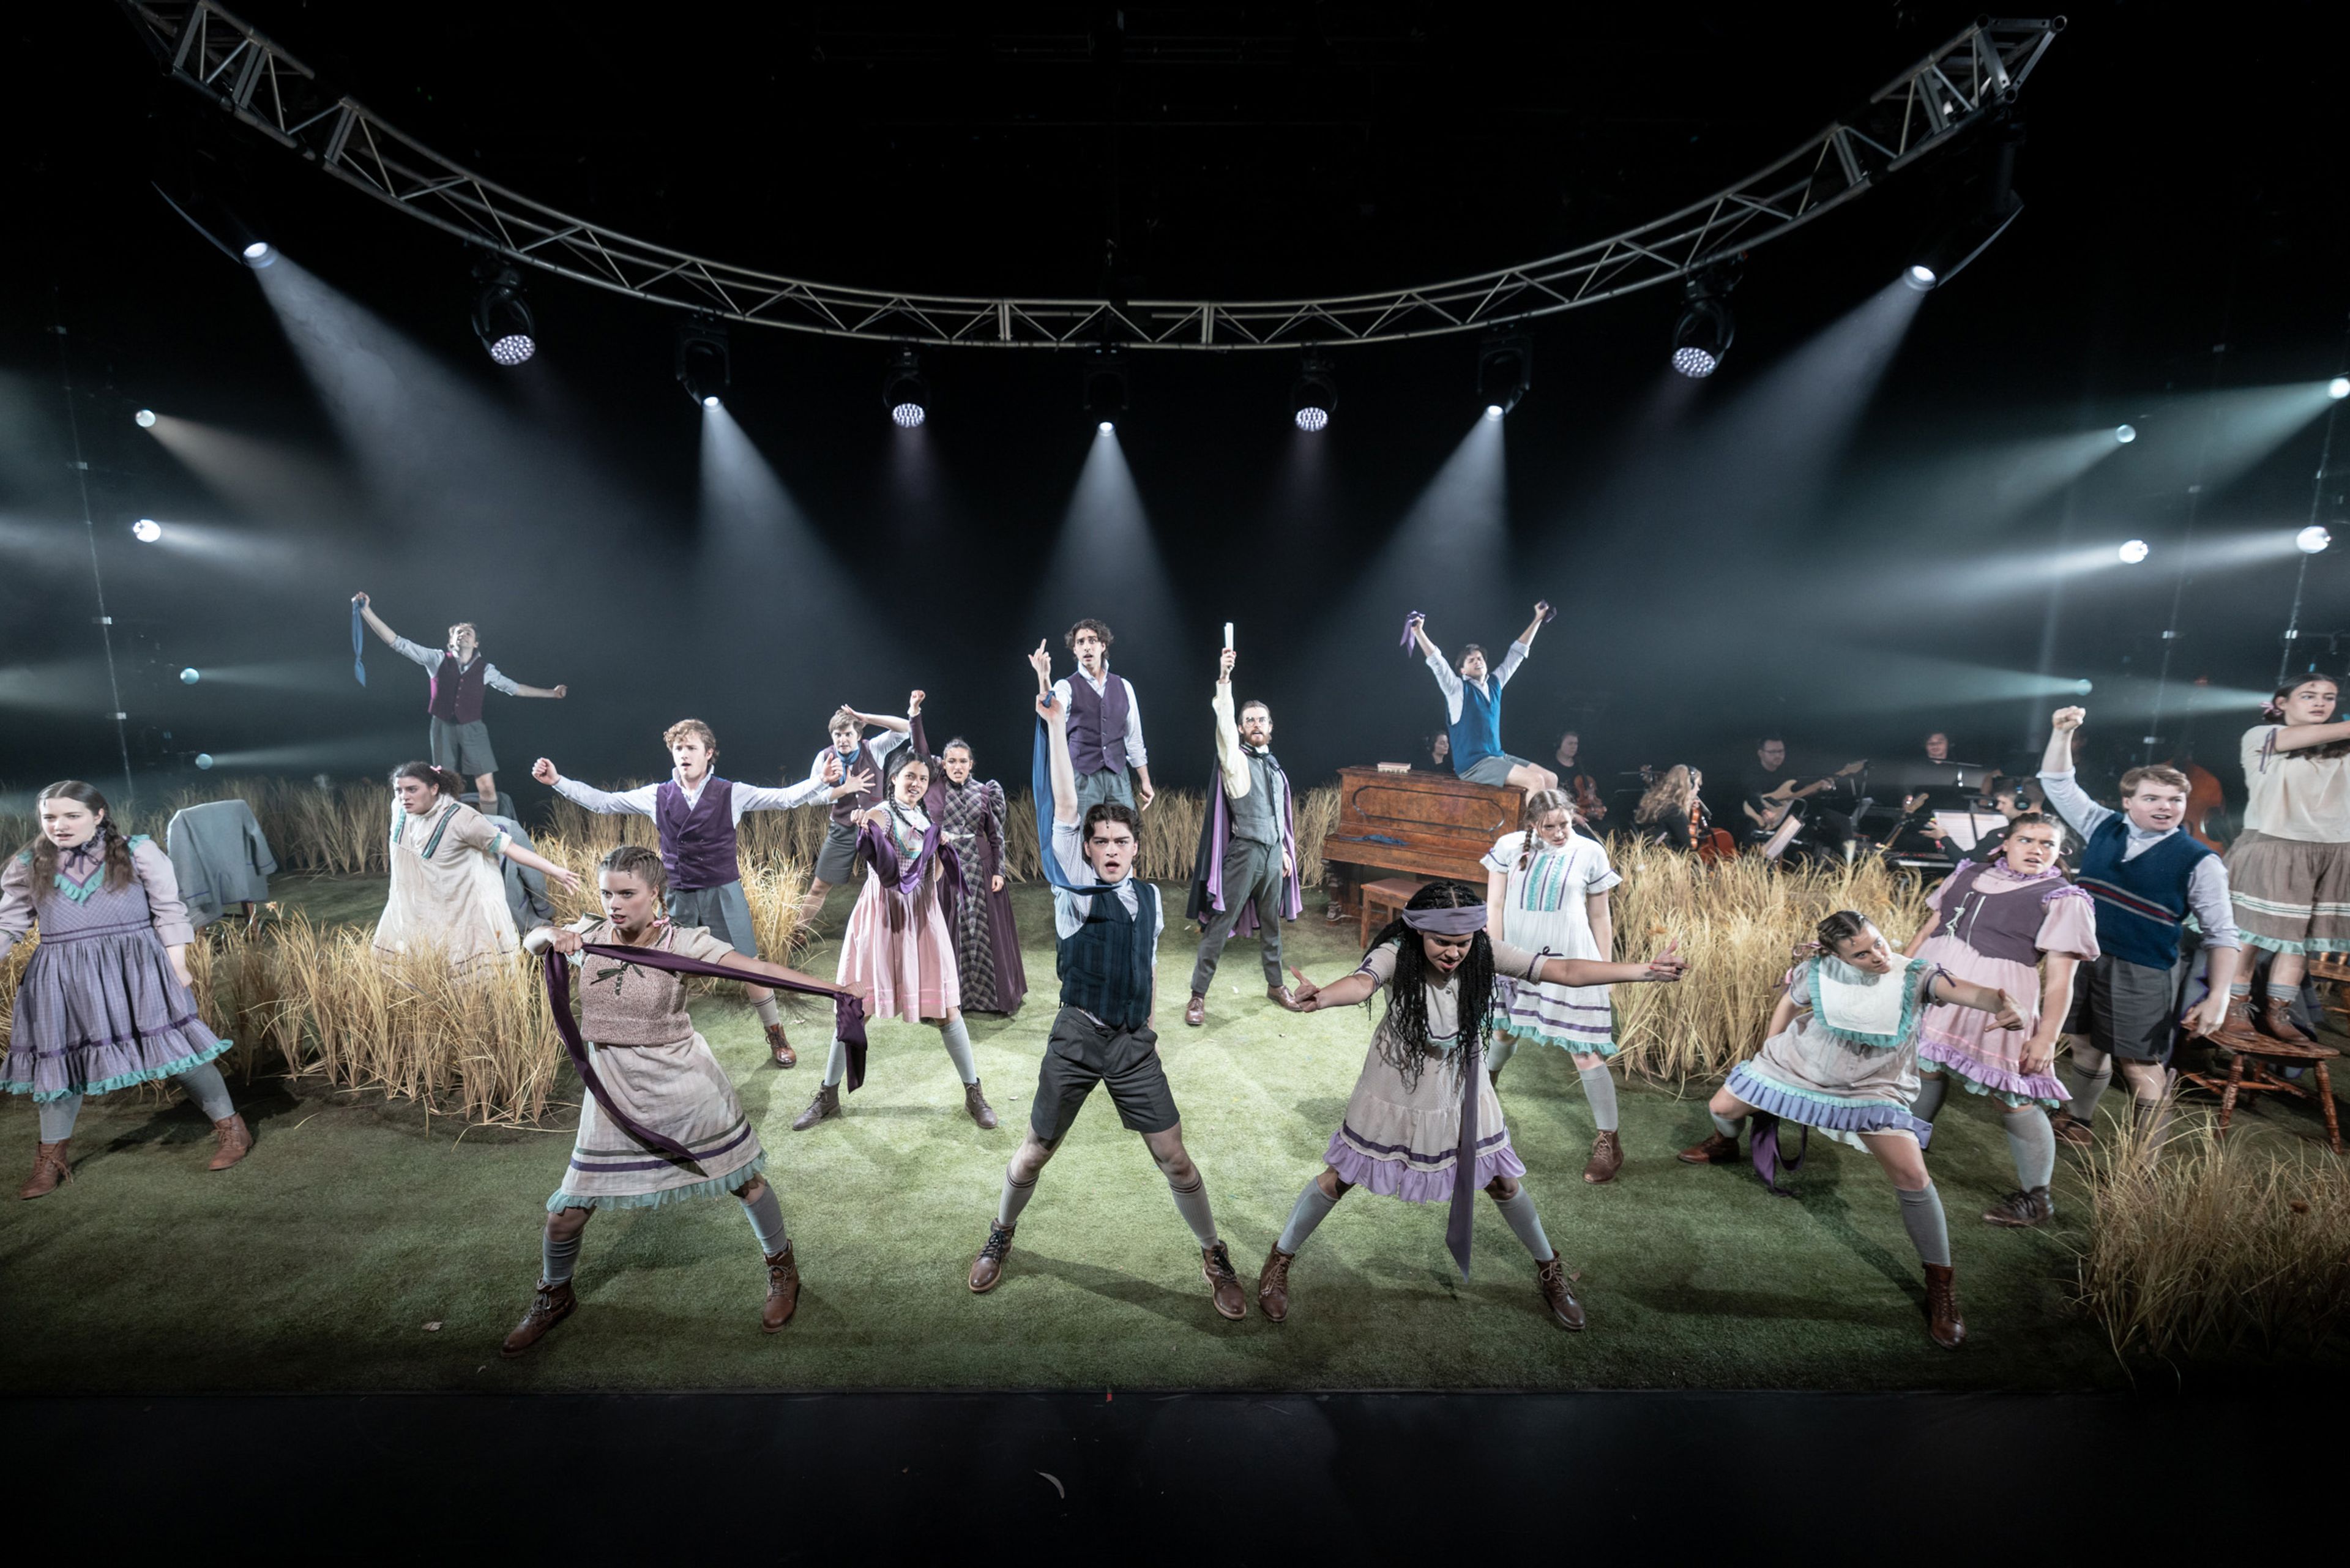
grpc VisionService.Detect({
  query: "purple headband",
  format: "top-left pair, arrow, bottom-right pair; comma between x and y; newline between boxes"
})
1400,903 -> 1488,936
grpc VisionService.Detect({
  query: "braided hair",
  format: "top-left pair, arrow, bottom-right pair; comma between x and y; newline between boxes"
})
1515,788 -> 1575,873
21,781 -> 136,896
1361,879 -> 1496,1089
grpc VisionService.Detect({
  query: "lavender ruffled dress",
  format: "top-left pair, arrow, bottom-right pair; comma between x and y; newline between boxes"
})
1914,860 -> 2097,1109
1323,937 -> 1540,1201
1725,954 -> 1944,1151
0,838 -> 229,1103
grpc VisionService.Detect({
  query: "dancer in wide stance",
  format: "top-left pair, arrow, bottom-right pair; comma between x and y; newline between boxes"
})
2035,706 -> 2245,1151
1483,788 -> 1630,1182
373,762 -> 580,974
797,696 -> 919,935
2222,674 -> 2350,1043
965,648 -> 1248,1319
936,736 -> 1027,1015
1051,617 -> 1155,813
351,591 -> 567,812
1184,643 -> 1304,1026
1267,880 -> 1687,1329
1903,813 -> 2097,1228
793,704 -> 998,1132
503,845 -> 852,1354
3,781 -> 252,1196
1406,603 -> 1556,795
536,720 -> 869,1068
1679,911 -> 2026,1349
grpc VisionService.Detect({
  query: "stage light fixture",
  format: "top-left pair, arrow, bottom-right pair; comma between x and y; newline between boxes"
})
195,753 -> 215,770
241,241 -> 275,267
1904,263 -> 1938,290
2115,424 -> 2136,443
674,317 -> 730,409
882,347 -> 928,428
1083,349 -> 1130,427
471,262 -> 537,366
1475,334 -> 1532,417
1904,113 -> 2024,290
2118,539 -> 2150,564
2331,376 -> 2350,400
1098,420 -> 1115,435
1290,352 -> 1337,431
2299,525 -> 2332,554
2074,679 -> 2094,695
134,409 -> 157,428
132,518 -> 162,543
1670,269 -> 1737,378
180,667 -> 201,684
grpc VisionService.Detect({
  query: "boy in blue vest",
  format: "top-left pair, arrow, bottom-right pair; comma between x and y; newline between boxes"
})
353,592 -> 569,813
2036,706 -> 2251,1152
534,722 -> 871,1067
1408,604 -> 1557,796
963,644 -> 1248,1321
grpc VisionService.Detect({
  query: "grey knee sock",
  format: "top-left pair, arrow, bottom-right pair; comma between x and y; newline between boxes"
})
2003,1108 -> 2056,1189
754,996 -> 783,1028
1896,1184 -> 1952,1268
1486,1035 -> 1520,1071
1710,1110 -> 1746,1141
738,1182 -> 789,1256
1912,1072 -> 1947,1122
998,1165 -> 1039,1227
939,1017 -> 978,1085
1276,1180 -> 1337,1253
37,1094 -> 81,1143
1488,1185 -> 1556,1263
2065,1045 -> 2112,1120
174,1061 -> 236,1122
1578,1063 -> 1620,1132
822,1038 -> 849,1088
1166,1173 -> 1219,1248
542,1224 -> 584,1286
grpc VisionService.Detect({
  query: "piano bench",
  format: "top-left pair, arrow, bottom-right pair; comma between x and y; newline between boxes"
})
1359,876 -> 1428,949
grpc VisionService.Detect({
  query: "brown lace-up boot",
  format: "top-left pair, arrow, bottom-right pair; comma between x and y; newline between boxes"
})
761,1244 -> 800,1332
1256,1244 -> 1296,1323
1677,1129 -> 1741,1165
1534,1253 -> 1586,1330
18,1141 -> 72,1200
1583,1130 -> 1624,1184
790,1083 -> 840,1132
1923,1263 -> 1966,1349
2258,995 -> 2315,1046
963,1079 -> 999,1130
1201,1240 -> 1248,1320
968,1222 -> 1015,1293
1982,1187 -> 2053,1227
2049,1110 -> 2095,1148
207,1114 -> 252,1171
764,1021 -> 797,1068
500,1280 -> 576,1357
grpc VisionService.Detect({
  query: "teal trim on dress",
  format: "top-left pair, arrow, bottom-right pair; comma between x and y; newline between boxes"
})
1918,1061 -> 2059,1111
1502,1020 -> 1621,1058
1803,955 -> 1932,1050
1733,1070 -> 1906,1114
545,1151 -> 767,1214
6,1036 -> 233,1103
2240,932 -> 2350,956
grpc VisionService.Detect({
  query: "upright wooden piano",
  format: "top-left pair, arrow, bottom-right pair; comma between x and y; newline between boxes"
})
1319,766 -> 1524,912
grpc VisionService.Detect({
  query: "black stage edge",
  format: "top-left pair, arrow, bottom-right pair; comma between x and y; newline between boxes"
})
15,1388 -> 2312,1554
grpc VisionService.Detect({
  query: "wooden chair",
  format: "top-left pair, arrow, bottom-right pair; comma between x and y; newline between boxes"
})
2182,1037 -> 2342,1155
1358,876 -> 1427,949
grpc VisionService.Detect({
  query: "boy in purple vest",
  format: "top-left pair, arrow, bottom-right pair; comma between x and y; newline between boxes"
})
2036,706 -> 2251,1153
797,695 -> 923,935
535,721 -> 870,1068
354,592 -> 567,812
1051,619 -> 1155,815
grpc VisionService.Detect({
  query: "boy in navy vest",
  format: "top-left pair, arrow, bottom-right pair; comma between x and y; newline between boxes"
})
1051,618 -> 1155,815
964,644 -> 1248,1321
1408,604 -> 1557,796
2036,706 -> 2250,1152
535,721 -> 870,1067
354,592 -> 568,813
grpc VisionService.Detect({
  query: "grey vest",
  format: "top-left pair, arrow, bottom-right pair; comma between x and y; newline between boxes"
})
1230,750 -> 1283,846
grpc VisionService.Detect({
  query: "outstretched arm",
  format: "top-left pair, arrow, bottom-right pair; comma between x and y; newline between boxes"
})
1535,949 -> 1683,988
1926,970 -> 2026,1031
2269,718 -> 2350,753
1290,969 -> 1379,1013
1409,614 -> 1441,663
504,678 -> 569,700
351,592 -> 402,651
1516,601 -> 1551,649
532,761 -> 654,815
1032,642 -> 1079,826
500,837 -> 582,894
840,701 -> 914,735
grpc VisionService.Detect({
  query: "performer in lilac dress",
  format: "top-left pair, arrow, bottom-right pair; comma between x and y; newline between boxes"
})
1903,814 -> 2097,1229
2,781 -> 250,1197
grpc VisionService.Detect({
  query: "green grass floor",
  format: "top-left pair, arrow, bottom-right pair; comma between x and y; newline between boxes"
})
2,875 -> 2341,1394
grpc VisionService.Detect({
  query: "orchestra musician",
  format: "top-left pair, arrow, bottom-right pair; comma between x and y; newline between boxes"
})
1555,730 -> 1608,841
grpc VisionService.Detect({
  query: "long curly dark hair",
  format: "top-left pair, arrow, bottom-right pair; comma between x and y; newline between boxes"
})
1362,879 -> 1496,1089
20,780 -> 136,897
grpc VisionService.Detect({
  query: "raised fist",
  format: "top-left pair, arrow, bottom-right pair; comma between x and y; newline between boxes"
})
531,758 -> 558,785
2051,707 -> 2086,733
1218,648 -> 1236,681
351,591 -> 370,605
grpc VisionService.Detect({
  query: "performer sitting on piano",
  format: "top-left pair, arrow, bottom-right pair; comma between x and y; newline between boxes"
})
1406,605 -> 1557,796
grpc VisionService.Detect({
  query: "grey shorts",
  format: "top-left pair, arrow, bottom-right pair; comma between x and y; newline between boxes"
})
668,879 -> 758,957
1460,752 -> 1529,788
812,820 -> 860,886
429,717 -> 498,778
1031,1007 -> 1179,1142
1074,767 -> 1135,814
2063,951 -> 2185,1064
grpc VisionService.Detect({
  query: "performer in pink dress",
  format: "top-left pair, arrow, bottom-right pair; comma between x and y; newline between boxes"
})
1903,813 -> 2098,1230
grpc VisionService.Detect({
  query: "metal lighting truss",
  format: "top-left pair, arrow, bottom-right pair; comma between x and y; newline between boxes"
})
125,3 -> 2062,349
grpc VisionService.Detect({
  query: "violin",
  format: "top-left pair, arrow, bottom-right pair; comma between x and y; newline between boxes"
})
1570,769 -> 1608,823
